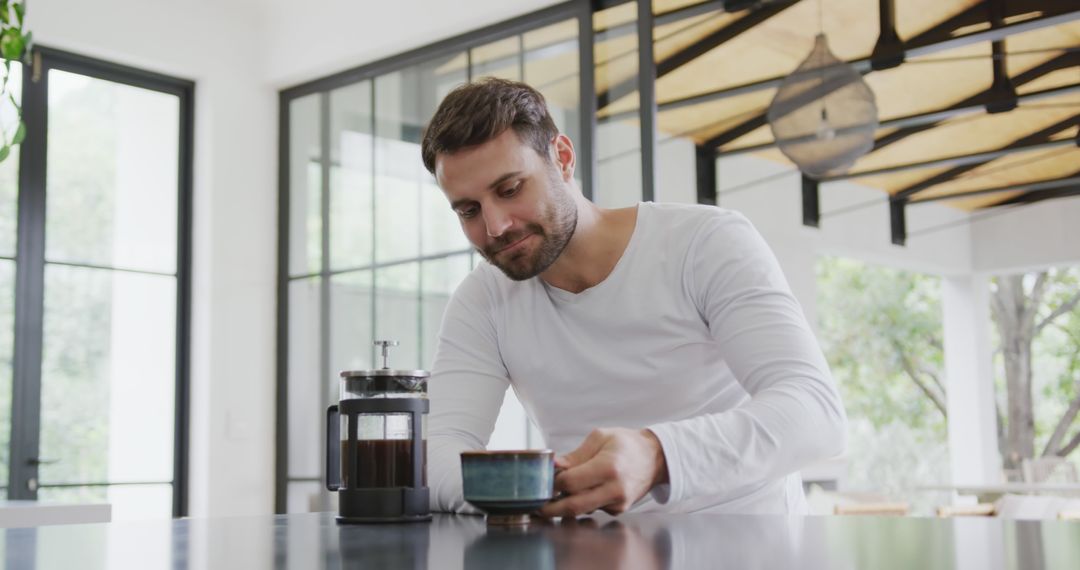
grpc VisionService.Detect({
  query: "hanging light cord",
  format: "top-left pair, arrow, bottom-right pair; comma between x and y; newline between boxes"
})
817,0 -> 824,36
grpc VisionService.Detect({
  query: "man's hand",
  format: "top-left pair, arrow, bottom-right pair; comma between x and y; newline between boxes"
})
539,427 -> 668,518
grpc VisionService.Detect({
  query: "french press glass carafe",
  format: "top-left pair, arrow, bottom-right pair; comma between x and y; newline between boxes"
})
326,340 -> 431,523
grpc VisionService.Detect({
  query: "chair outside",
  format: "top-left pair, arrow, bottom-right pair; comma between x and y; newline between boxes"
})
937,503 -> 996,518
834,503 -> 909,516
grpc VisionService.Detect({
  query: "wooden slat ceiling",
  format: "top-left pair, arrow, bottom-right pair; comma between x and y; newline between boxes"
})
434,0 -> 1077,212
594,0 -> 1080,211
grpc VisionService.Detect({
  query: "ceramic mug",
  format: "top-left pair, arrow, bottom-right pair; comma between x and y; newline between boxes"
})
460,449 -> 555,524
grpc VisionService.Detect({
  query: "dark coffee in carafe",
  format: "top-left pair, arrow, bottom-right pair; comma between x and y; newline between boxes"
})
342,440 -> 428,488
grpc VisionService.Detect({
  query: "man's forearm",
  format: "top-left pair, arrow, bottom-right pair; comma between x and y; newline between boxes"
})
648,379 -> 847,505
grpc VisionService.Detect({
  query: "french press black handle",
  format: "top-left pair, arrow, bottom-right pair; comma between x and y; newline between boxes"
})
326,404 -> 340,491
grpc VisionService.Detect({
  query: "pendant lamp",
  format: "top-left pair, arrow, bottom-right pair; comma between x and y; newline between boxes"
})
767,34 -> 879,178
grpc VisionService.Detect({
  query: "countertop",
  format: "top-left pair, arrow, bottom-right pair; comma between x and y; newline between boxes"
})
3,511 -> 1078,569
0,501 -> 110,528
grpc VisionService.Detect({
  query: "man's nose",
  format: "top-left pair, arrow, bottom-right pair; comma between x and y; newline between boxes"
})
483,205 -> 512,238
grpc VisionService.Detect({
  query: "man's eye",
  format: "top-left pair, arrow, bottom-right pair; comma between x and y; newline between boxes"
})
500,182 -> 522,198
457,206 -> 479,219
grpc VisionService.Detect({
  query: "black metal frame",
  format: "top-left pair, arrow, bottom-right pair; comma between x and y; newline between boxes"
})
9,48 -> 47,508
6,46 -> 194,518
638,0 -> 657,201
275,0 -> 593,514
801,175 -> 820,228
274,88 -> 290,513
695,144 -> 717,206
578,0 -> 598,200
869,0 -> 903,70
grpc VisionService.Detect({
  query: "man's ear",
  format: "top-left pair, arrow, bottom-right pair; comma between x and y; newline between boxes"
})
552,133 -> 576,182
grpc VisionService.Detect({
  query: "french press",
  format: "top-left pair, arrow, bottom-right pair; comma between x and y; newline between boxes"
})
326,340 -> 431,523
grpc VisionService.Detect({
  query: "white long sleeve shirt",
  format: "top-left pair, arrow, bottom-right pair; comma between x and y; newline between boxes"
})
427,202 -> 847,515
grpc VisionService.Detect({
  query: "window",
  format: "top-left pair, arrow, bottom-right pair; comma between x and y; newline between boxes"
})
1,48 -> 192,520
278,6 -> 589,512
0,61 -> 20,502
816,256 -> 949,512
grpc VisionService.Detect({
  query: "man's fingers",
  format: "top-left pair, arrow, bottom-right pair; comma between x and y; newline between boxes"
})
539,482 -> 620,519
555,453 -> 615,494
556,429 -> 608,470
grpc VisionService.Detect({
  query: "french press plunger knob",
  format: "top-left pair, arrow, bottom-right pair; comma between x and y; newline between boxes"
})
374,340 -> 400,369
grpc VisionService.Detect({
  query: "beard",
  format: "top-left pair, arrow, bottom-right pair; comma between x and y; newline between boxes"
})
479,175 -> 578,281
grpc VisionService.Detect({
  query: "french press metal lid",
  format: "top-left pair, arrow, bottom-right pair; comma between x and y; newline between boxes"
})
339,340 -> 430,394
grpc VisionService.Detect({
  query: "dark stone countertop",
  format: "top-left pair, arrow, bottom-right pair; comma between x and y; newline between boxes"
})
4,511 -> 1079,569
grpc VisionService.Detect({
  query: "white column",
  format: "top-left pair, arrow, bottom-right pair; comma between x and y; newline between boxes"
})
942,275 -> 1001,484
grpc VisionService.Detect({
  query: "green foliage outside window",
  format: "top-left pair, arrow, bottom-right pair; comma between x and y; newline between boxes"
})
0,0 -> 30,163
818,257 -> 1080,506
816,257 -> 949,505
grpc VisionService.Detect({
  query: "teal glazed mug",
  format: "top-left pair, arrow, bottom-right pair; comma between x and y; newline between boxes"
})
460,449 -> 555,525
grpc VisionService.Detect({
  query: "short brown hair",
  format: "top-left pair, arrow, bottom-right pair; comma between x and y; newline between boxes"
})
421,78 -> 559,174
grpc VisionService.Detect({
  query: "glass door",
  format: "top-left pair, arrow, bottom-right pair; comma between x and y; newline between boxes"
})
4,48 -> 192,520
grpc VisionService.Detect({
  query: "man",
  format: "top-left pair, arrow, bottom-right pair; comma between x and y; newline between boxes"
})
421,78 -> 846,518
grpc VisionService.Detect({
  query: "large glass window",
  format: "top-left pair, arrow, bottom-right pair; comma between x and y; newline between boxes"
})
1,51 -> 191,519
816,256 -> 949,513
594,1 -> 644,207
280,12 -> 585,512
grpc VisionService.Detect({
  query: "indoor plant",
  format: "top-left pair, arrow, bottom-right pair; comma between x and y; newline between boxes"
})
0,0 -> 30,163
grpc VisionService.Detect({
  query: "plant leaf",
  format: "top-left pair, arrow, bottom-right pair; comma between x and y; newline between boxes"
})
14,2 -> 24,26
6,33 -> 23,61
11,120 -> 23,144
0,29 -> 18,61
0,145 -> 10,163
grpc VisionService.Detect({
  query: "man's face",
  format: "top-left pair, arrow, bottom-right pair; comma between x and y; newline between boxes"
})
435,129 -> 578,281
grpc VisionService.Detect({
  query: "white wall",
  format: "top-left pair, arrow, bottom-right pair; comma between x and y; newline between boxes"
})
971,197 -> 1080,274
261,0 -> 563,89
29,0 -> 277,517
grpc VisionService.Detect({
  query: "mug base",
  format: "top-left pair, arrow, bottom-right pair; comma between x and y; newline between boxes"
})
486,514 -> 533,526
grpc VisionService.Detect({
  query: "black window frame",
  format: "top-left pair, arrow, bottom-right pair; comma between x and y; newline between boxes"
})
274,0 -> 601,512
5,46 -> 194,518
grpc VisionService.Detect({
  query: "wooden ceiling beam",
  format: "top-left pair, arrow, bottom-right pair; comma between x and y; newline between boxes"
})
716,80 -> 1080,157
909,171 -> 1080,205
868,52 -> 1079,154
824,136 -> 1076,183
711,50 -> 1078,156
988,183 -> 1080,207
890,117 -> 1080,199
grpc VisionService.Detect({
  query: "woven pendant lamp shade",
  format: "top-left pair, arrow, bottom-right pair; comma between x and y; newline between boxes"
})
767,34 -> 879,179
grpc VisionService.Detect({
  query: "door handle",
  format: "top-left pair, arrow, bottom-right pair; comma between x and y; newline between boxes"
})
27,457 -> 59,466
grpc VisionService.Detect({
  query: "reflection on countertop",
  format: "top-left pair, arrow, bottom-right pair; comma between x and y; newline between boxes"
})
3,510 -> 1079,569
